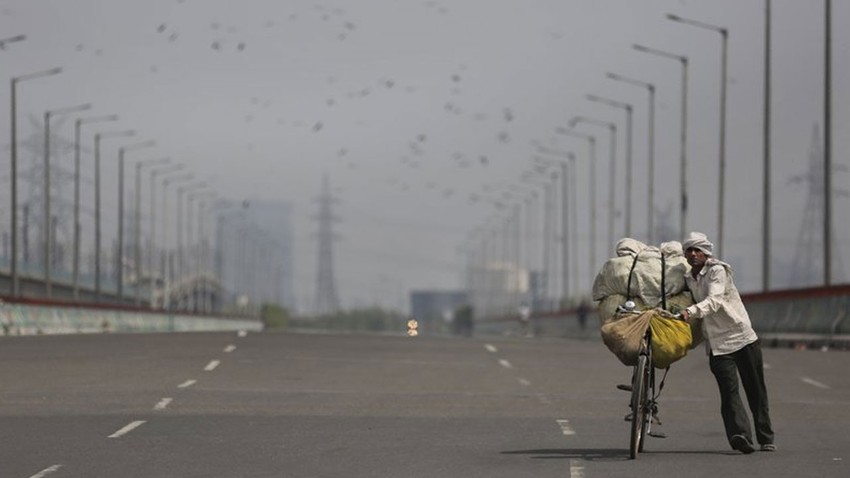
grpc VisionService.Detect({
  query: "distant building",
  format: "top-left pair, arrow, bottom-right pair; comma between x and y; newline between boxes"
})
218,200 -> 295,311
410,290 -> 468,335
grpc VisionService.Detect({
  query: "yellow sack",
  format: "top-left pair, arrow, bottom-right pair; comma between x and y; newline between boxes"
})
649,314 -> 693,368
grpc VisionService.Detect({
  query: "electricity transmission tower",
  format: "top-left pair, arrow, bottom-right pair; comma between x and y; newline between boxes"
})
313,173 -> 340,314
789,124 -> 846,287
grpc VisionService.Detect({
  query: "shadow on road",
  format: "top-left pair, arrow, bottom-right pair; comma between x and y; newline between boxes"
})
500,448 -> 629,462
501,447 -> 737,461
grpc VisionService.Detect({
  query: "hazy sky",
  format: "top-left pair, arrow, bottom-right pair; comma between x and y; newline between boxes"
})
0,0 -> 847,312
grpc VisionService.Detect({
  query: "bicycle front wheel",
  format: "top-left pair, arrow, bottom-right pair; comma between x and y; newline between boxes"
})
629,354 -> 648,459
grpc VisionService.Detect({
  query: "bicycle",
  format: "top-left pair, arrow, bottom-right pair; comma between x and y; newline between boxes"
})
625,310 -> 685,459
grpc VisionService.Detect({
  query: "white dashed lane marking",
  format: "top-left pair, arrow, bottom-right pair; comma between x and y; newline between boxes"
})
484,344 -> 498,353
498,359 -> 513,369
557,419 -> 576,435
224,345 -> 236,353
204,360 -> 220,371
154,397 -> 173,410
801,377 -> 830,389
570,459 -> 585,478
177,379 -> 197,389
518,378 -> 531,386
27,465 -> 62,478
237,330 -> 247,337
108,420 -> 146,438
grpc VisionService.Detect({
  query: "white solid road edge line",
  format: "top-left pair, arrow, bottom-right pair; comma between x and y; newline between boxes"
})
28,464 -> 62,478
154,397 -> 173,410
204,360 -> 220,371
108,420 -> 146,438
801,377 -> 831,389
224,345 -> 237,353
177,379 -> 197,388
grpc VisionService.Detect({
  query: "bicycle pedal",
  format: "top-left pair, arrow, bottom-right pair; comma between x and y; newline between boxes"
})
648,431 -> 667,439
616,384 -> 632,391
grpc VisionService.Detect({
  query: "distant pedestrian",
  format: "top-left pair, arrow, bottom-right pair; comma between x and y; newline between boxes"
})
680,232 -> 775,454
576,300 -> 590,331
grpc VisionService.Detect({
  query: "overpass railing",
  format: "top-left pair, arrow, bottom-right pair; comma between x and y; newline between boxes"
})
473,285 -> 850,350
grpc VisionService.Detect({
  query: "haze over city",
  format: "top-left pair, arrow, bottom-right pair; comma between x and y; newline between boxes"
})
0,0 -> 847,314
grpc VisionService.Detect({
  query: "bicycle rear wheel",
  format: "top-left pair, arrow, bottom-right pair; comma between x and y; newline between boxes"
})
629,354 -> 648,459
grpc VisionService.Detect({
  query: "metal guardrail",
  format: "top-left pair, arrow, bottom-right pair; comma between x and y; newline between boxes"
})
473,285 -> 850,351
0,300 -> 262,337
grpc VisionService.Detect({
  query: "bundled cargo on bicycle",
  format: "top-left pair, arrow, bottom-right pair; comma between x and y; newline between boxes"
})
592,238 -> 702,368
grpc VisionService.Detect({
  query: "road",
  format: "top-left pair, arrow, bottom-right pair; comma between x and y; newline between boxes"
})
1,330 -> 848,477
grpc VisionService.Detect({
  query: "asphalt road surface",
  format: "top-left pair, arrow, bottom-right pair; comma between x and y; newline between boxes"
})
1,330 -> 848,477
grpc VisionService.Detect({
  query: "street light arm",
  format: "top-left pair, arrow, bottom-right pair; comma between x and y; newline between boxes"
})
533,143 -> 572,160
555,127 -> 593,142
49,103 -> 93,117
97,129 -> 136,140
586,94 -> 632,111
633,43 -> 686,63
571,116 -> 614,129
14,67 -> 62,83
0,34 -> 26,48
120,139 -> 156,153
606,72 -> 653,91
666,13 -> 726,33
78,114 -> 119,126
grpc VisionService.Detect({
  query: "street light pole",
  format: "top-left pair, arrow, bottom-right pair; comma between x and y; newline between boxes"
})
763,0 -> 772,291
667,13 -> 729,257
9,66 -> 62,297
522,169 -> 558,309
43,103 -> 91,298
93,129 -> 135,301
570,116 -> 617,248
176,182 -> 207,302
161,173 -> 194,310
585,94 -> 633,241
134,157 -> 170,306
553,129 -> 598,275
188,190 -> 215,311
634,44 -> 689,241
73,115 -> 119,300
823,0 -> 832,286
530,146 -> 573,304
149,164 -> 184,306
117,140 -> 156,299
605,73 -> 656,242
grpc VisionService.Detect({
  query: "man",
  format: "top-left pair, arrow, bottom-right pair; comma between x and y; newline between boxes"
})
679,232 -> 775,454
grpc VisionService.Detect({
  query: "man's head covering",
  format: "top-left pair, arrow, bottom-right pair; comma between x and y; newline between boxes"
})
682,231 -> 713,257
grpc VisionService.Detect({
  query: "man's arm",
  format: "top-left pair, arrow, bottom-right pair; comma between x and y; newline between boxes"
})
682,265 -> 727,321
